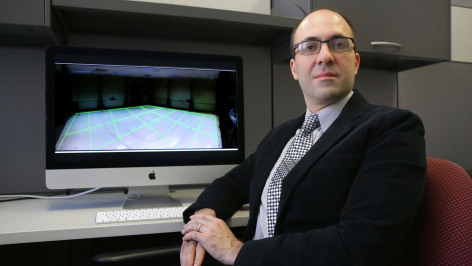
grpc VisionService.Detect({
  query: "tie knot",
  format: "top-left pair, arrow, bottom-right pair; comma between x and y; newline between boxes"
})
301,114 -> 320,135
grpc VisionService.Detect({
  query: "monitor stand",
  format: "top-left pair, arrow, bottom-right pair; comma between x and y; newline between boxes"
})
122,185 -> 182,209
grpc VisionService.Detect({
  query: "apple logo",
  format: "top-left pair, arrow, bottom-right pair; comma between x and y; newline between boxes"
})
148,171 -> 156,180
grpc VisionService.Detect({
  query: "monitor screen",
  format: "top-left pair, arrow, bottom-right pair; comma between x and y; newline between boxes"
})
45,46 -> 244,190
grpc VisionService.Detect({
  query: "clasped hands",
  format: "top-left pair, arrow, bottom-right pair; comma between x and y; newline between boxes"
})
180,208 -> 243,266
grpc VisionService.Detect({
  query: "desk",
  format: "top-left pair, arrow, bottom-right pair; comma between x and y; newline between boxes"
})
0,188 -> 249,245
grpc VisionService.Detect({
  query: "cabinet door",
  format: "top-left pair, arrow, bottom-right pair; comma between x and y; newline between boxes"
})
0,0 -> 45,26
311,0 -> 449,61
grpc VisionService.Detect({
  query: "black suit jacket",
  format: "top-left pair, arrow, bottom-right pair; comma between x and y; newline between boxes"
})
184,90 -> 426,265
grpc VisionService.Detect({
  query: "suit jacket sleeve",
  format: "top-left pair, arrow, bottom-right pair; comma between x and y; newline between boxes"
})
183,148 -> 258,223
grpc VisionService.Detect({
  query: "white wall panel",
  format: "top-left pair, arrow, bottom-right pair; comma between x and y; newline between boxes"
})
452,6 -> 472,63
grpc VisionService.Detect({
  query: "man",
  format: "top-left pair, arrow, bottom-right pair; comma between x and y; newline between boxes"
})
181,9 -> 426,265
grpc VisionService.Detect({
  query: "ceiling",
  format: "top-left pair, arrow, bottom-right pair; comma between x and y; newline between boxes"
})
452,0 -> 472,8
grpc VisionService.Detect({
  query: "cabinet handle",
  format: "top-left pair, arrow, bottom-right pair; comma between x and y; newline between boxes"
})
370,42 -> 402,48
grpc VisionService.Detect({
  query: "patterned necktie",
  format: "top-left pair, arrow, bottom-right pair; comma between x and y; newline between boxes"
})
267,114 -> 320,237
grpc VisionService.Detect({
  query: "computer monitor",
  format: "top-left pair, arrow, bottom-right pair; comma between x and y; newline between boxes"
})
45,46 -> 244,206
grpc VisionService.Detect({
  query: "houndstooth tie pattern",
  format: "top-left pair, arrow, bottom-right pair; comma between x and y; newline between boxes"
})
267,114 -> 320,237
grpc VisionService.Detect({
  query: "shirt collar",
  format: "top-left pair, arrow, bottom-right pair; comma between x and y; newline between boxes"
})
305,90 -> 354,132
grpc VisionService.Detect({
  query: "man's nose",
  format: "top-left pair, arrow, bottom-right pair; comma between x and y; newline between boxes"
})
316,43 -> 334,65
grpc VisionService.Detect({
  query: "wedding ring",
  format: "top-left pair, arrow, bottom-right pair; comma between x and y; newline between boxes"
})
197,223 -> 202,232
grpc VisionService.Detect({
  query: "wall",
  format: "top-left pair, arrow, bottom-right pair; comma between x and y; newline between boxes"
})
0,36 -> 273,194
0,47 -> 45,194
451,6 -> 472,63
398,6 -> 472,171
125,0 -> 270,14
398,62 -> 472,171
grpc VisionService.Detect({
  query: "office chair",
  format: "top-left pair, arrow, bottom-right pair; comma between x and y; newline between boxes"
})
402,157 -> 472,265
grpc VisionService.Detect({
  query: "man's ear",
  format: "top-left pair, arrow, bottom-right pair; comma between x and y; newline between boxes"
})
354,52 -> 360,75
290,58 -> 298,80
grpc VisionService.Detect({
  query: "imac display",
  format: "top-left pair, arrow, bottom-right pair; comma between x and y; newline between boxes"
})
45,47 -> 244,195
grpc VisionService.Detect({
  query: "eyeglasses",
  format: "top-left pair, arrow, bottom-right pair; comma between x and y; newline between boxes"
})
294,37 -> 355,55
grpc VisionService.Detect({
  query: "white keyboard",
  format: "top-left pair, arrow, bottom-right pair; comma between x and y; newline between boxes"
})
96,206 -> 186,224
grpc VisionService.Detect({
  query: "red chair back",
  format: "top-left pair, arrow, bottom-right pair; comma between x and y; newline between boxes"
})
403,158 -> 472,265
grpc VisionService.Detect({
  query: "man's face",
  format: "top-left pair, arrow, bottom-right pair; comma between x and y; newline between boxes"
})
290,10 -> 360,112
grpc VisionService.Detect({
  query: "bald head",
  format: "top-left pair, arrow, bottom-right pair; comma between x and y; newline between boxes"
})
290,9 -> 356,58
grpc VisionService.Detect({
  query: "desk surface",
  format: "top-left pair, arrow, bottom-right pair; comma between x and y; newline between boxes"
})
0,188 -> 249,245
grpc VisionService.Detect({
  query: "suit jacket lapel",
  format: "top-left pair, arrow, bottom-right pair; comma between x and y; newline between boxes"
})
252,115 -> 305,200
277,91 -> 369,223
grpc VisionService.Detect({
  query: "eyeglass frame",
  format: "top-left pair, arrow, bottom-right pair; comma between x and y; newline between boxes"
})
293,37 -> 356,56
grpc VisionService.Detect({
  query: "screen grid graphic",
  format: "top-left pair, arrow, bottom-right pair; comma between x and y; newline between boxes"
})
56,105 -> 221,151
